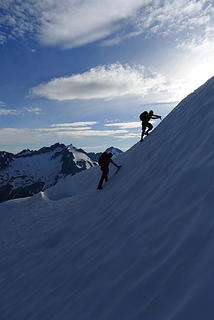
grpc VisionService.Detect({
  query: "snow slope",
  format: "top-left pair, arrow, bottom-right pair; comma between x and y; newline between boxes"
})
1,76 -> 214,320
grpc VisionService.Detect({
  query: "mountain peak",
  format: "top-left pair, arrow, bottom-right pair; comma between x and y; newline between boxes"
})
0,142 -> 97,202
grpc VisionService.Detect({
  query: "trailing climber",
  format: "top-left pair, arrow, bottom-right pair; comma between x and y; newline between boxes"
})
97,152 -> 122,190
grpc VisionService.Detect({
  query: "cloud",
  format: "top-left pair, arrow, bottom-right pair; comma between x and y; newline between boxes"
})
0,108 -> 19,115
101,30 -> 143,47
35,122 -> 128,137
36,0 -> 214,49
23,107 -> 43,115
38,0 -> 144,48
0,1 -> 213,48
0,0 -> 144,47
0,106 -> 43,116
34,122 -> 99,132
104,121 -> 159,137
116,133 -> 139,139
0,126 -> 129,146
105,122 -> 140,129
0,100 -> 6,106
30,63 -> 167,100
51,122 -> 97,127
36,127 -> 93,132
0,128 -> 45,144
56,129 -> 128,137
0,2 -> 39,43
137,0 -> 213,36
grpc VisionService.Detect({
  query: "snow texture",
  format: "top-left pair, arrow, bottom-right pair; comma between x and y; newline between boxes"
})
0,76 -> 214,319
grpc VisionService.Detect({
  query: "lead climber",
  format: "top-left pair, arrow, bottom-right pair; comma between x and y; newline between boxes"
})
140,110 -> 161,141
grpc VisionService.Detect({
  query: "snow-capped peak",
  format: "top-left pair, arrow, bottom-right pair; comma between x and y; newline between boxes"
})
0,143 -> 97,202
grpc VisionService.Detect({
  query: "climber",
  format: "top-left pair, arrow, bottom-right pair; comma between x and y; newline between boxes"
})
140,110 -> 161,141
97,152 -> 122,190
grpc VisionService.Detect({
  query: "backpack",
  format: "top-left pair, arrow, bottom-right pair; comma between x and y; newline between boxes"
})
98,152 -> 109,167
139,111 -> 148,122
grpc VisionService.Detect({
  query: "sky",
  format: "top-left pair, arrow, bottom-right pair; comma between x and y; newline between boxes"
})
0,0 -> 213,153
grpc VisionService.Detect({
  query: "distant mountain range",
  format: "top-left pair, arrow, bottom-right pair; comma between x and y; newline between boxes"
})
0,143 -> 123,203
87,146 -> 124,161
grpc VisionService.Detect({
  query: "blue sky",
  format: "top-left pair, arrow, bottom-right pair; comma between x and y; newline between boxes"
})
0,0 -> 213,153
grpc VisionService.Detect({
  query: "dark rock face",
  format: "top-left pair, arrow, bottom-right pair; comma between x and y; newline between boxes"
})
15,143 -> 65,158
8,181 -> 45,202
0,184 -> 13,203
60,150 -> 82,176
0,151 -> 14,170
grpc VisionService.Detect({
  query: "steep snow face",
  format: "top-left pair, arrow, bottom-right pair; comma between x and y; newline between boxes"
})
67,144 -> 95,169
1,77 -> 214,320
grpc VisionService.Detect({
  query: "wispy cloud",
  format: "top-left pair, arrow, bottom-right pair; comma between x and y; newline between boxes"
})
0,100 -> 6,106
56,129 -> 128,137
0,108 -> 19,116
104,121 -> 159,138
36,122 -> 128,137
0,106 -> 43,116
116,133 -> 139,139
30,63 -> 166,100
0,120 -> 133,146
33,122 -> 99,132
51,122 -> 97,127
38,0 -> 144,49
0,128 -> 45,144
23,107 -> 43,115
36,127 -> 93,132
0,1 -> 213,48
105,122 -> 140,129
0,1 -> 40,44
0,0 -> 143,46
136,0 -> 213,36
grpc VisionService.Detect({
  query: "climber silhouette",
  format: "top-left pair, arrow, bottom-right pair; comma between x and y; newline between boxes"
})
97,152 -> 121,190
139,110 -> 161,141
